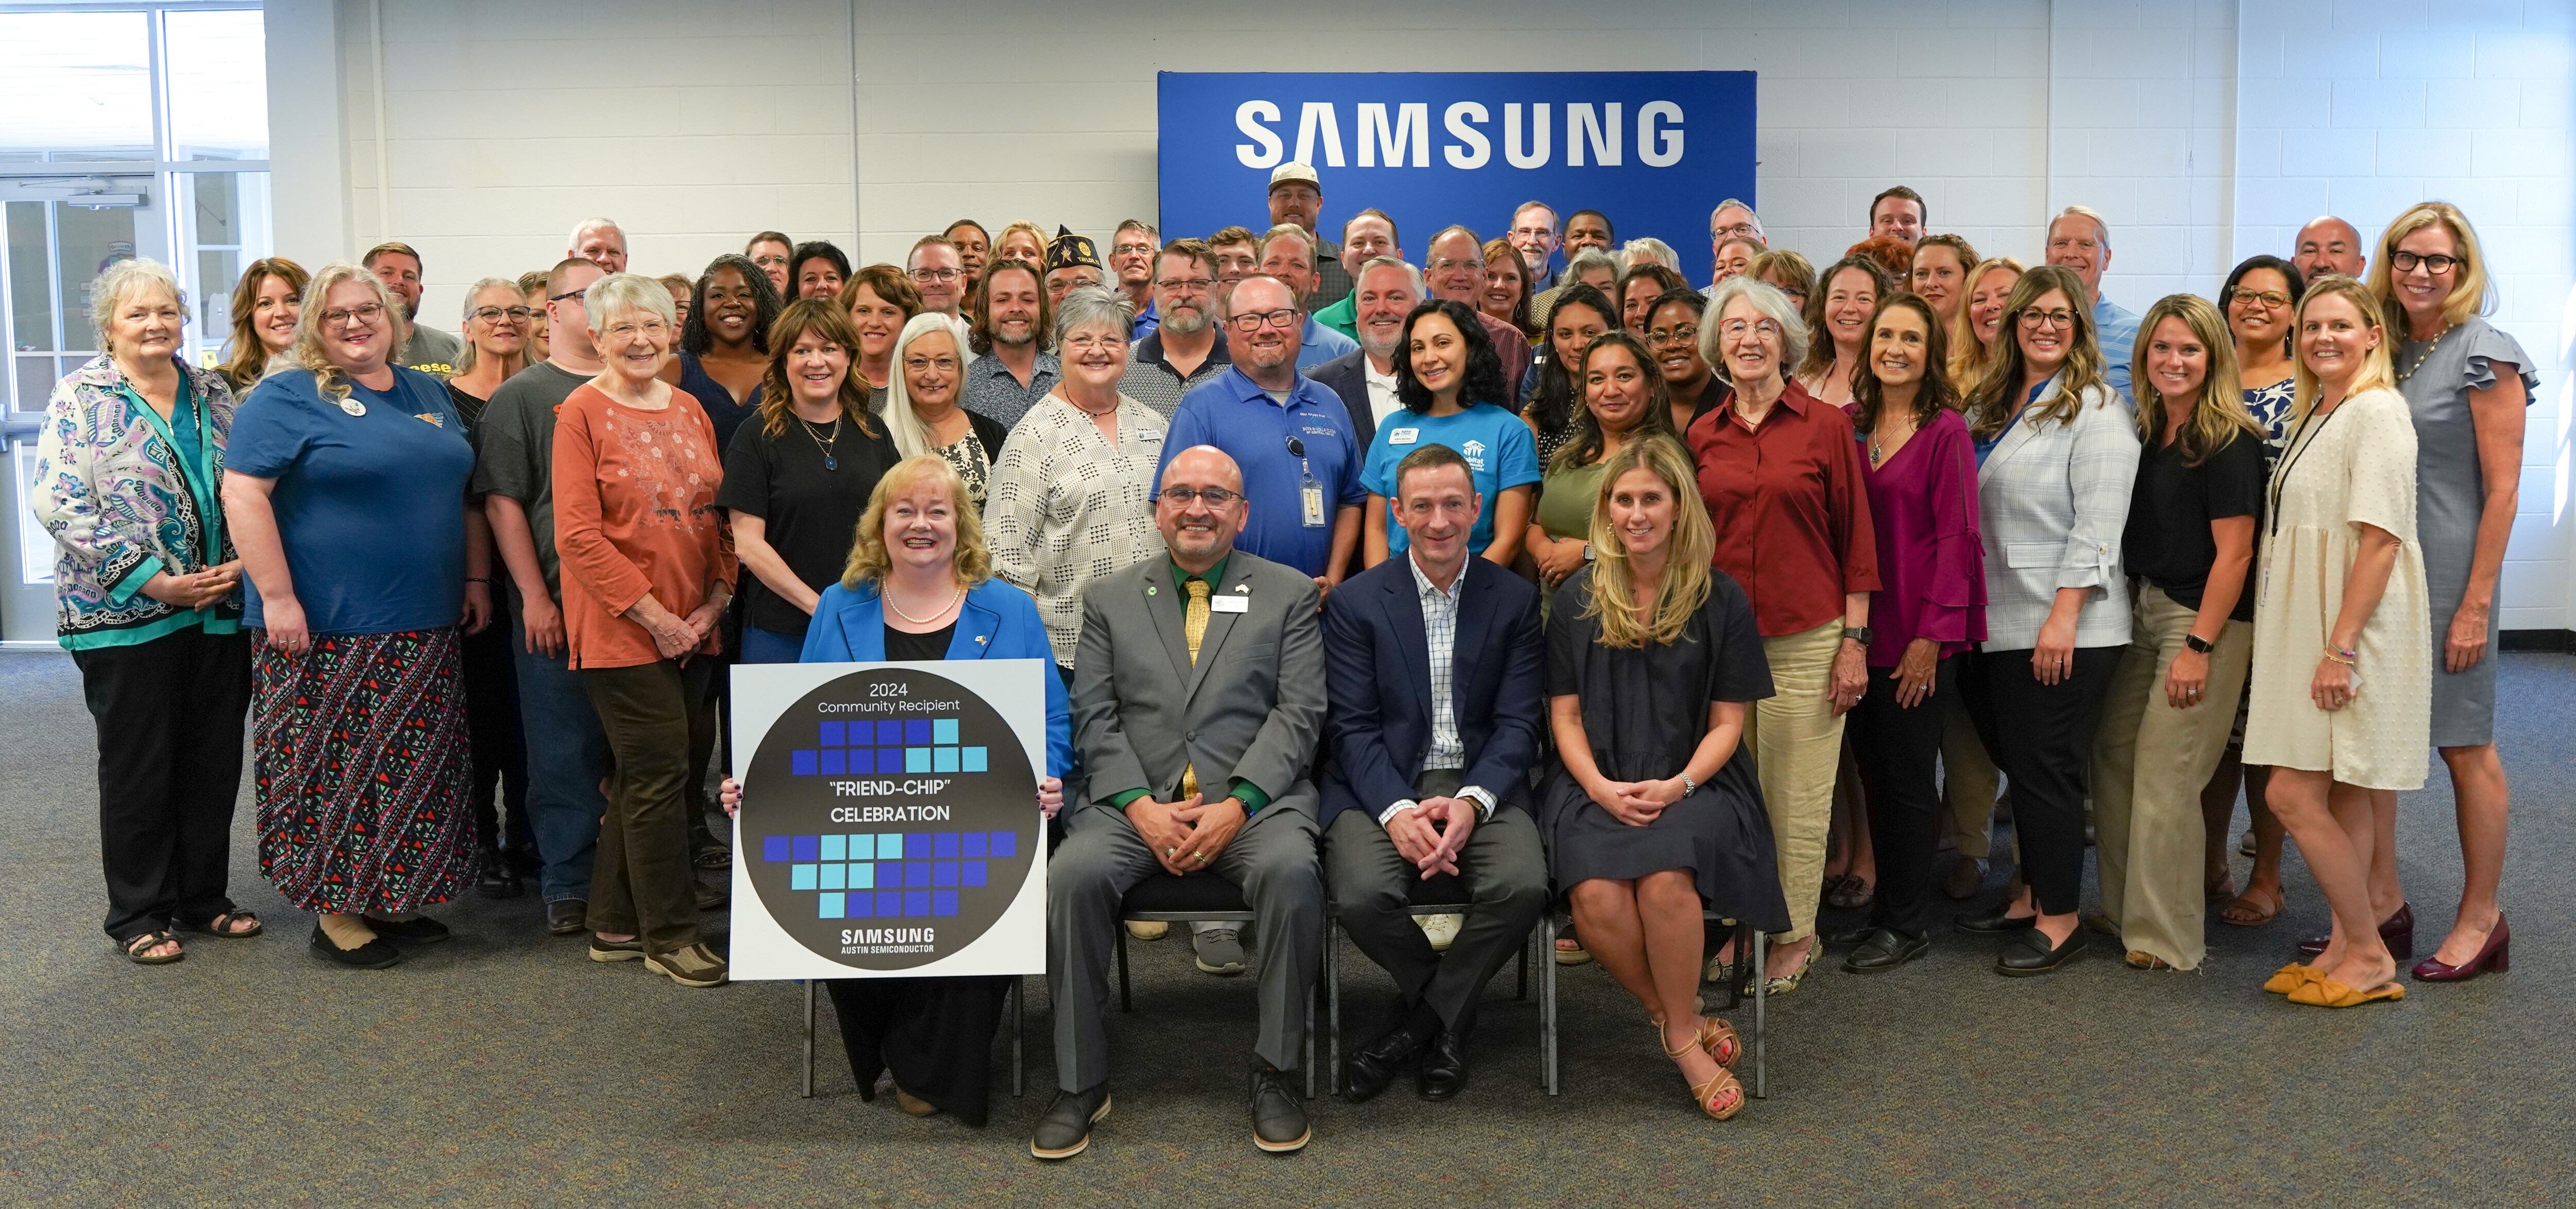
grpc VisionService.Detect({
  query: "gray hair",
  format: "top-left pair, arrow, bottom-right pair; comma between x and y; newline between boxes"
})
455,277 -> 527,376
569,216 -> 624,247
87,257 -> 184,353
582,271 -> 676,335
1620,238 -> 1680,271
1699,275 -> 1810,382
1707,198 -> 1764,239
2052,205 -> 2112,251
1054,284 -> 1134,345
289,260 -> 409,400
1355,254 -> 1423,297
1564,248 -> 1620,283
883,312 -> 967,461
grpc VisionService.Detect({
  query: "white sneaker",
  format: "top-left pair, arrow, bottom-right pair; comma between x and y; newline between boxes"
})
1415,912 -> 1464,951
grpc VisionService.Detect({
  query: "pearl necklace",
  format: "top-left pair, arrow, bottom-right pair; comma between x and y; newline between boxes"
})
887,581 -> 964,624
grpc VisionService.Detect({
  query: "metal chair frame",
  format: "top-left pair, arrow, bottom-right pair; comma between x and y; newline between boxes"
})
1320,900 -> 1537,1096
1534,910 -> 1768,1099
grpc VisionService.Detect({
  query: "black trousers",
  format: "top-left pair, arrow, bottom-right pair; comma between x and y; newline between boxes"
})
1850,657 -> 1960,937
825,976 -> 1011,1127
72,626 -> 253,940
1959,645 -> 2119,916
458,612 -> 533,860
1323,770 -> 1548,1038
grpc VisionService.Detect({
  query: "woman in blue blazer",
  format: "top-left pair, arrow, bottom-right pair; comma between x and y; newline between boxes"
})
725,453 -> 1068,1127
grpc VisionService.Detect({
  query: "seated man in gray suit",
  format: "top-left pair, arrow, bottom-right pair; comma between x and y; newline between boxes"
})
1036,444 -> 1328,1161
1321,444 -> 1548,1103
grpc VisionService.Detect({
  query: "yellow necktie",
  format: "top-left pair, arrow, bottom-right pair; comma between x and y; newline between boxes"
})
1180,577 -> 1209,798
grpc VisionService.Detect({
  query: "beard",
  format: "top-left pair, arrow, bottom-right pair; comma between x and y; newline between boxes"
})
1161,302 -> 1209,335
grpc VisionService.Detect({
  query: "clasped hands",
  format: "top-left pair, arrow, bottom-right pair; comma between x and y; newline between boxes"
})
140,560 -> 242,612
1384,797 -> 1479,878
1125,793 -> 1247,877
626,592 -> 727,661
1583,775 -> 1686,828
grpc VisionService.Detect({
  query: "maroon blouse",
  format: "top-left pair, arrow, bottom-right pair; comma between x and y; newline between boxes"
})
1849,405 -> 1987,667
1686,379 -> 1881,638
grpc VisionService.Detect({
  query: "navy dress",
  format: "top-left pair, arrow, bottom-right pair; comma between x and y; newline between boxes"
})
1538,567 -> 1790,933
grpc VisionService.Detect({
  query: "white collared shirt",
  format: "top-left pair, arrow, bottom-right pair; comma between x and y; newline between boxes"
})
1378,552 -> 1496,824
1362,355 -> 1404,427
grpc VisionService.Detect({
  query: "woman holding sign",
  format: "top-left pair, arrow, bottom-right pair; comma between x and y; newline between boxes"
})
722,454 -> 1069,1126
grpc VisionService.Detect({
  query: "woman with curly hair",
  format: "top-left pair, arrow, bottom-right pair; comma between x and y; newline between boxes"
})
1360,299 -> 1540,567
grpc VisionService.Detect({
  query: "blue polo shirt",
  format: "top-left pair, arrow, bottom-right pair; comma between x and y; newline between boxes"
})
1157,367 -> 1365,577
1359,403 -> 1541,556
1296,317 -> 1359,370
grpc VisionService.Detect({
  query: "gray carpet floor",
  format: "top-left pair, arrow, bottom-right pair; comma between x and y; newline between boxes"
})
4,649 -> 2571,1207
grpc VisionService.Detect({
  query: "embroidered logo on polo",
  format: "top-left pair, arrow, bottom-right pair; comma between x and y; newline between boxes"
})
745,667 -> 1037,970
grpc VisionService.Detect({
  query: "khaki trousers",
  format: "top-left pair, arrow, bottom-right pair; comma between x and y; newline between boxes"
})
1940,707 -> 2001,859
2091,584 -> 2253,970
1744,620 -> 1847,943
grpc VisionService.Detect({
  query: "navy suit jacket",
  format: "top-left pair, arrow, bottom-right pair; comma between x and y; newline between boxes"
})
1307,349 -> 1380,454
802,577 -> 1074,781
1319,553 -> 1546,828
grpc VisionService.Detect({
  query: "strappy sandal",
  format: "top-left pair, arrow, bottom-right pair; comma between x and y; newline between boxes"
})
1652,1013 -> 1743,1070
180,910 -> 262,939
1657,1023 -> 1745,1120
119,929 -> 184,965
2217,886 -> 2283,927
2124,950 -> 2174,970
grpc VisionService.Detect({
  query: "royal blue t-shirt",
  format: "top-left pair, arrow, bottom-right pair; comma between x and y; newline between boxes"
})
1156,368 -> 1366,577
228,366 -> 474,636
1359,403 -> 1543,556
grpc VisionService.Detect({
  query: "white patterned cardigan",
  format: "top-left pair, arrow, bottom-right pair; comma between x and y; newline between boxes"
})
32,354 -> 242,645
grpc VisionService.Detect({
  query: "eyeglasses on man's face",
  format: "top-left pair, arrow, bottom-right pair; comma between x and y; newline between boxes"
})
1229,308 -> 1302,332
1161,485 -> 1241,507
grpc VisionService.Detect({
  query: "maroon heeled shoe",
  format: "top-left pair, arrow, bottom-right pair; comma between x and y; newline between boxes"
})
2411,915 -> 2509,982
2296,901 -> 2413,961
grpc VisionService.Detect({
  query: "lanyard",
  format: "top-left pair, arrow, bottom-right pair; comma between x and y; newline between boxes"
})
2266,401 -> 2344,540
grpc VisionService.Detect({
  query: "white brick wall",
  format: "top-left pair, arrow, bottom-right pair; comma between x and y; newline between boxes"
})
284,0 -> 2575,623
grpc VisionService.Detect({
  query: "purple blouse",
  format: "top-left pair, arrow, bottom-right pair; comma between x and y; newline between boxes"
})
1850,406 -> 1987,667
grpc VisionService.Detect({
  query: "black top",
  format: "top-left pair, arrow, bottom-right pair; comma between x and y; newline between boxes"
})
1546,566 -> 1774,783
446,382 -> 492,440
2121,430 -> 2264,620
716,410 -> 902,637
883,621 -> 956,662
678,349 -> 761,453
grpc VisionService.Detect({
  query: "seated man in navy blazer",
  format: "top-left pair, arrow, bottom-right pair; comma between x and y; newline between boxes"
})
1321,442 -> 1548,1102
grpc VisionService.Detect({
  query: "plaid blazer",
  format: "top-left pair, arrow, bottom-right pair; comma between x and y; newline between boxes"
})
1974,377 -> 2140,650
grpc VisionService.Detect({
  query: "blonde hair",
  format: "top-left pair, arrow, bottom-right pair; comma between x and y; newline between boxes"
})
454,277 -> 531,378
842,454 -> 993,588
1946,257 -> 2024,387
882,313 -> 968,460
2291,276 -> 2399,420
996,220 -> 1047,261
290,261 -> 410,402
1964,265 -> 2111,440
2366,201 -> 2495,333
218,257 -> 308,391
1582,435 -> 1714,649
2131,294 -> 2261,465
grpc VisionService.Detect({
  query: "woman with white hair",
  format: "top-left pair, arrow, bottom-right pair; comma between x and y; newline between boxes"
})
36,258 -> 254,965
884,311 -> 1008,512
1620,237 -> 1681,273
223,260 -> 490,969
551,271 -> 737,989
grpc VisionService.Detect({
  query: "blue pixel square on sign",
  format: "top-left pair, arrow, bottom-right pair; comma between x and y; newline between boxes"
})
875,720 -> 904,745
791,835 -> 820,862
962,832 -> 987,858
763,836 -> 790,862
819,835 -> 846,861
791,751 -> 818,775
934,832 -> 959,858
819,892 -> 844,918
819,721 -> 844,747
963,746 -> 988,772
905,720 -> 933,744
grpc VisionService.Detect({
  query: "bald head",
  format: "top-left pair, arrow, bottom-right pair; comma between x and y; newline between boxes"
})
1157,445 -> 1247,570
2293,216 -> 2366,282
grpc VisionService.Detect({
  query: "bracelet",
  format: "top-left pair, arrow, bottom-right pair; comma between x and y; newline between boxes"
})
2322,646 -> 2357,666
1680,774 -> 1696,796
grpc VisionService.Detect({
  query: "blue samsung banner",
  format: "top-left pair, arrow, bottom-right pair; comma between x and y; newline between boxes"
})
1157,71 -> 1756,288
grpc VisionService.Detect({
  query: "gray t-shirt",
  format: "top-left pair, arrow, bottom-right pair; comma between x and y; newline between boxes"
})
404,323 -> 464,376
470,359 -> 589,597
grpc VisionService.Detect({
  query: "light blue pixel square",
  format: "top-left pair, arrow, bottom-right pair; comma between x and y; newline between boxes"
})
790,864 -> 818,891
934,718 -> 959,744
820,835 -> 846,861
877,833 -> 903,857
962,746 -> 988,772
933,747 -> 959,772
819,892 -> 845,918
849,862 -> 874,890
819,864 -> 846,890
905,748 -> 931,773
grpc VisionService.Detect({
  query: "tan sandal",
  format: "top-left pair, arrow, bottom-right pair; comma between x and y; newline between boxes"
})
2217,885 -> 2283,927
1651,1014 -> 1742,1070
1657,1021 -> 1744,1120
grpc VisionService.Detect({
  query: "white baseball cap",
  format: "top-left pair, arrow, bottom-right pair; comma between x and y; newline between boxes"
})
1268,162 -> 1320,191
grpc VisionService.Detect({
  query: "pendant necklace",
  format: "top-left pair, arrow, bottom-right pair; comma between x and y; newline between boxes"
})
799,413 -> 842,470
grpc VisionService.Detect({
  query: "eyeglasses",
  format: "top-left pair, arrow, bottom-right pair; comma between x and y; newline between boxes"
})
1229,308 -> 1302,331
1710,221 -> 1759,240
909,267 -> 960,282
1161,486 -> 1240,507
471,306 -> 536,323
1426,257 -> 1483,275
603,320 -> 670,341
1061,333 -> 1123,352
1156,276 -> 1216,292
1718,318 -> 1782,338
1646,324 -> 1700,348
2390,251 -> 2460,274
2228,288 -> 2291,308
320,303 -> 386,327
2019,310 -> 2077,329
549,290 -> 586,304
1112,242 -> 1157,258
903,355 -> 961,373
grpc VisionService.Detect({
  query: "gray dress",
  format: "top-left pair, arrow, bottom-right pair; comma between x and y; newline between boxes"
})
2395,316 -> 2539,747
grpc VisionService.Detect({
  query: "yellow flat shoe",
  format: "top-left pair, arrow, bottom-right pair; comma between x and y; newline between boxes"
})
2263,963 -> 2319,994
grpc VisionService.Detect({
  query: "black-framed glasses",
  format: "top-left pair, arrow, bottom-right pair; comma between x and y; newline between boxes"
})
909,267 -> 961,282
2390,251 -> 2460,274
471,306 -> 536,323
1646,324 -> 1700,348
548,289 -> 586,303
1162,486 -> 1240,507
1156,276 -> 1216,292
1229,308 -> 1301,331
2229,288 -> 2291,308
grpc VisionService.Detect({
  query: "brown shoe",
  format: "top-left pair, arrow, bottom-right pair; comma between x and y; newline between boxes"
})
645,943 -> 729,988
1942,855 -> 1986,900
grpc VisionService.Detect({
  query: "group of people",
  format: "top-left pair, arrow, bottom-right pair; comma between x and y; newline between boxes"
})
38,161 -> 2529,1157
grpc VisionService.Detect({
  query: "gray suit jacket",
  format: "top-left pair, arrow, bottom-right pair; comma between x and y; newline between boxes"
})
1070,549 -> 1327,821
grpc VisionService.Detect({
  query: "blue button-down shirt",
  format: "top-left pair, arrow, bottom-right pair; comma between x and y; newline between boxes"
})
2093,294 -> 2141,406
1156,366 -> 1365,577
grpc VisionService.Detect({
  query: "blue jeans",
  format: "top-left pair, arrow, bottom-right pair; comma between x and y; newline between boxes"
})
739,625 -> 805,665
512,612 -> 612,903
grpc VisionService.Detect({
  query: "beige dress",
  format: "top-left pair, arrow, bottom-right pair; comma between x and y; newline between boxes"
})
2241,387 -> 2431,790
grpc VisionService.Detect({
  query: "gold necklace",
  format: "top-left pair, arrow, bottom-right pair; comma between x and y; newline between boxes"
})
2396,321 -> 2450,384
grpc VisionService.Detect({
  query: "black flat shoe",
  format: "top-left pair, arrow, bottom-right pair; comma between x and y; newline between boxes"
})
1995,926 -> 2087,976
310,924 -> 402,969
546,899 -> 588,936
1416,1029 -> 1468,1101
1249,1063 -> 1310,1153
1842,928 -> 1929,973
362,915 -> 451,945
1956,905 -> 2039,934
1822,923 -> 1881,946
1030,1085 -> 1111,1161
1341,1021 -> 1427,1103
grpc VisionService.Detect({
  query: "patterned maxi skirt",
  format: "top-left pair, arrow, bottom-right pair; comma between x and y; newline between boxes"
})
255,627 -> 476,914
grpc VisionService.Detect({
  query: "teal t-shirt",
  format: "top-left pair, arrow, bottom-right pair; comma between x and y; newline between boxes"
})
1359,402 -> 1543,555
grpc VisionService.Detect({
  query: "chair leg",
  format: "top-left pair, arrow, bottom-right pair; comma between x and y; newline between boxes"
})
1751,929 -> 1768,1100
1303,974 -> 1317,1099
1516,929 -> 1529,1000
1326,919 -> 1342,1097
1540,914 -> 1560,1095
800,980 -> 817,1099
1117,920 -> 1132,1013
1012,976 -> 1026,1098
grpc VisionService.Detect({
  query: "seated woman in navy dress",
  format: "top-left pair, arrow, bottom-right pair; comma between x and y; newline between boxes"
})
724,453 -> 1069,1125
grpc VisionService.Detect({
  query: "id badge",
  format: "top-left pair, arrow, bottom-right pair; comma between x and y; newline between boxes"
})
1301,481 -> 1327,527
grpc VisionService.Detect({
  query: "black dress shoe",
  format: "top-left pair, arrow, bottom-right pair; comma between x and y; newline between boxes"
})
547,899 -> 588,936
1823,923 -> 1881,946
1842,928 -> 1929,973
1029,1084 -> 1111,1161
310,924 -> 402,969
696,881 -> 731,911
1341,1022 -> 1427,1103
1416,1029 -> 1468,1101
1995,925 -> 2088,976
362,914 -> 451,945
476,848 -> 523,899
1249,1064 -> 1310,1153
1956,904 -> 2040,934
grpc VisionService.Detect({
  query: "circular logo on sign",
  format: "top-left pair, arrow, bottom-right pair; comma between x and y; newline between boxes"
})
742,666 -> 1038,970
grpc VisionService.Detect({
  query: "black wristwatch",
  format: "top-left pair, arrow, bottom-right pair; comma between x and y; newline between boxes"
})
1842,625 -> 1873,648
2183,632 -> 2216,654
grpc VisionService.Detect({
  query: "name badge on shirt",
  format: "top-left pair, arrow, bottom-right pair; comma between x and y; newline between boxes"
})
1210,594 -> 1250,614
1301,481 -> 1327,527
1387,428 -> 1420,445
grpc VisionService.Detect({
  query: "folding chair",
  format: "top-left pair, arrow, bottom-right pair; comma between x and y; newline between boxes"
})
799,978 -> 1027,1099
1535,909 -> 1767,1099
1320,875 -> 1538,1095
1116,872 -> 1317,1098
